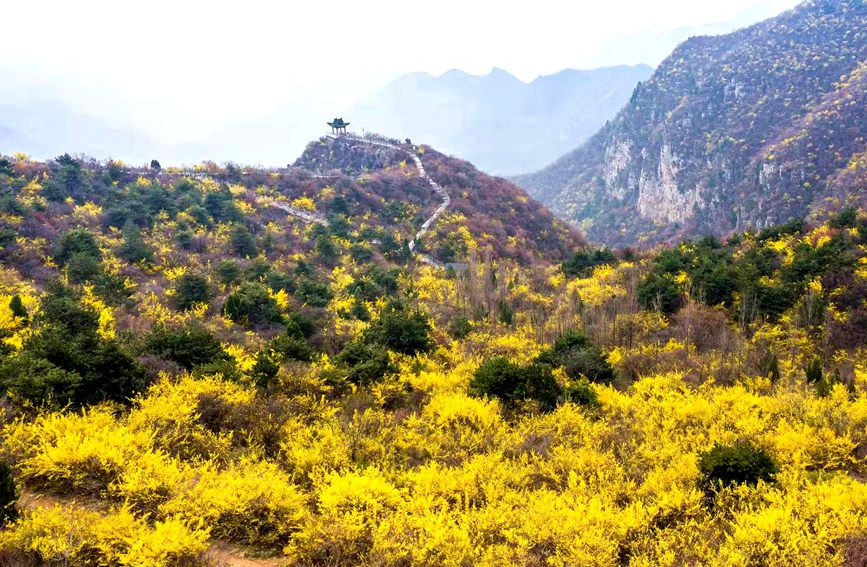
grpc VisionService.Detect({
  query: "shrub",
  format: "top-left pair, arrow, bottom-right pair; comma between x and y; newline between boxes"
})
805,356 -> 823,384
250,349 -> 280,388
447,315 -> 472,339
286,311 -> 316,339
637,272 -> 681,314
563,378 -> 600,409
0,353 -> 83,409
269,334 -> 314,363
698,441 -> 778,492
222,282 -> 283,327
336,341 -> 397,387
55,228 -> 101,266
172,273 -> 212,311
536,331 -> 615,384
203,187 -> 241,223
66,252 -> 102,284
0,461 -> 17,525
229,224 -> 257,258
469,357 -> 561,412
365,305 -> 433,355
562,248 -> 616,277
0,227 -> 17,250
216,260 -> 241,287
8,295 -> 27,322
143,325 -> 229,371
118,221 -> 154,264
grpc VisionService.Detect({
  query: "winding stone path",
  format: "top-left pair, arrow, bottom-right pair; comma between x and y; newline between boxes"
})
325,132 -> 450,268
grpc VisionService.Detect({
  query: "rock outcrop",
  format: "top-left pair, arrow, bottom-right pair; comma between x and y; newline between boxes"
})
517,0 -> 867,247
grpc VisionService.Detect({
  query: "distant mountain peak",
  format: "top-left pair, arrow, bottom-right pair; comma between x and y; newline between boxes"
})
351,64 -> 653,175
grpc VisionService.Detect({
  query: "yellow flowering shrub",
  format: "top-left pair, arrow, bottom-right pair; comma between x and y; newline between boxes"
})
161,458 -> 306,546
0,505 -> 209,566
3,406 -> 154,493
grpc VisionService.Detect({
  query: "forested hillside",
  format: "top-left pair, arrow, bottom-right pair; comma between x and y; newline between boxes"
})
517,0 -> 867,247
0,143 -> 866,565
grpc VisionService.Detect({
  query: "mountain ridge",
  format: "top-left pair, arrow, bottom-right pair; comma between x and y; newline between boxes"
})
517,0 -> 867,247
351,64 -> 653,175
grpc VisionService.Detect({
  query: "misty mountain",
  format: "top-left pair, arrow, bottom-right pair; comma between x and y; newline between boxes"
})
517,0 -> 867,247
350,65 -> 654,175
0,98 -> 157,163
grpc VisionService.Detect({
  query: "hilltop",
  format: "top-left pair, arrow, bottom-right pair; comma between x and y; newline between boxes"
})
517,0 -> 867,247
351,65 -> 653,175
295,135 -> 583,264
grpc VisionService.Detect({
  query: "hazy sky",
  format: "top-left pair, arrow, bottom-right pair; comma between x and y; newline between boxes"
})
3,0 -> 801,147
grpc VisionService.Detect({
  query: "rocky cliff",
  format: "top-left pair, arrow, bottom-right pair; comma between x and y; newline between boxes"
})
517,0 -> 867,247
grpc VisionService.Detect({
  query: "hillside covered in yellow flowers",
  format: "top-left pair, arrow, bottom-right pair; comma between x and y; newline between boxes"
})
0,148 -> 866,566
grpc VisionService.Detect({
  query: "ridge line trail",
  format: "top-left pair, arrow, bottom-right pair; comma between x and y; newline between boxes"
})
326,132 -> 450,268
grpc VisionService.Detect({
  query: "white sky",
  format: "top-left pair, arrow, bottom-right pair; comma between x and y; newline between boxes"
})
3,0 -> 801,143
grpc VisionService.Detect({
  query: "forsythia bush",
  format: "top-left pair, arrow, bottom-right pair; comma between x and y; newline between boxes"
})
4,370 -> 867,565
0,505 -> 209,566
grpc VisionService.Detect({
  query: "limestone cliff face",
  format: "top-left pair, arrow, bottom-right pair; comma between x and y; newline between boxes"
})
517,0 -> 867,247
636,143 -> 703,224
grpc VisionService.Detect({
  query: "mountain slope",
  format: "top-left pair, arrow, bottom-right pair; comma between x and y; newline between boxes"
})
351,65 -> 653,176
294,135 -> 583,264
517,0 -> 867,247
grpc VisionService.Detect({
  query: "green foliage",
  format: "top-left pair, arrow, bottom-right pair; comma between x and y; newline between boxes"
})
0,285 -> 147,408
562,248 -> 616,277
8,295 -> 27,321
286,311 -> 316,340
830,207 -> 858,229
250,349 -> 281,388
55,228 -> 101,266
637,272 -> 681,314
536,331 -> 615,384
0,157 -> 13,177
350,243 -> 374,262
143,325 -> 229,371
230,224 -> 258,258
268,333 -> 314,363
447,315 -> 472,339
336,341 -> 397,387
0,461 -> 17,525
0,227 -> 17,250
497,300 -> 514,326
45,154 -> 84,201
365,304 -> 433,356
805,357 -> 823,384
698,441 -> 778,492
315,234 -> 338,264
767,355 -> 781,383
223,282 -> 283,327
192,358 -> 242,382
563,378 -> 600,409
118,221 -> 154,264
295,278 -> 333,308
0,353 -> 82,409
217,260 -> 242,287
469,357 -> 561,412
67,252 -> 101,284
203,187 -> 241,223
172,273 -> 212,311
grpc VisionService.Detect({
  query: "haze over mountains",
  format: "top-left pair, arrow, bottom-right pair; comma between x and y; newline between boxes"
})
351,65 -> 653,175
517,0 -> 867,247
0,0 -> 798,170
